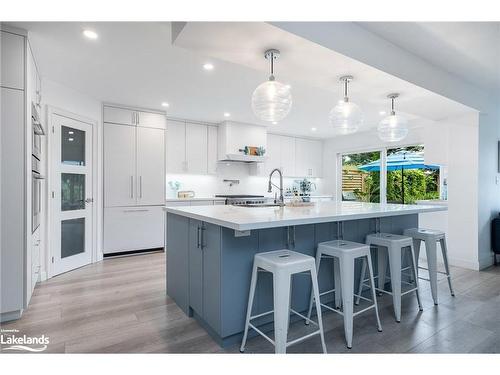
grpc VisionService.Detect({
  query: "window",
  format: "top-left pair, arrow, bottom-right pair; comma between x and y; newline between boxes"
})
340,144 -> 440,205
341,151 -> 381,203
386,145 -> 439,204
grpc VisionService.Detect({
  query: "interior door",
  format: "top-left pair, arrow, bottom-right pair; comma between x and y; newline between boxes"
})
136,126 -> 165,205
103,123 -> 136,207
51,114 -> 93,276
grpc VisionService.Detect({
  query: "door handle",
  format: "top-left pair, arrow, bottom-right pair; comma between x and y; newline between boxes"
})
197,226 -> 201,248
139,176 -> 142,198
201,226 -> 206,249
130,176 -> 134,198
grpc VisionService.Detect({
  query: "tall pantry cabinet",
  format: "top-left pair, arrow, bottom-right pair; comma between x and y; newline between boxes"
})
103,105 -> 166,254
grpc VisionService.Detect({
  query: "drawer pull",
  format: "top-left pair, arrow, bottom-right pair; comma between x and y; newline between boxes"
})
123,209 -> 149,213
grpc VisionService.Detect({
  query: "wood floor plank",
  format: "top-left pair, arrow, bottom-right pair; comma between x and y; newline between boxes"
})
2,252 -> 499,354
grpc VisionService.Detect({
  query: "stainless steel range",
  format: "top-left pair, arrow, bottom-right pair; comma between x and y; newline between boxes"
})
215,195 -> 267,206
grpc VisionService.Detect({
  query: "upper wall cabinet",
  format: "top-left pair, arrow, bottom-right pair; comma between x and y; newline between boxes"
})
295,138 -> 323,178
103,105 -> 166,129
264,134 -> 322,178
166,119 -> 218,175
0,31 -> 25,90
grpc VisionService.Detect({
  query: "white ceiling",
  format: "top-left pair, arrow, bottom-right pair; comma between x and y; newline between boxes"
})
10,21 -> 475,139
357,22 -> 500,94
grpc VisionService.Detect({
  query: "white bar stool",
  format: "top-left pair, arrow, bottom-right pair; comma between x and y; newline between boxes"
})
403,228 -> 455,305
305,240 -> 382,349
240,249 -> 327,354
365,233 -> 423,323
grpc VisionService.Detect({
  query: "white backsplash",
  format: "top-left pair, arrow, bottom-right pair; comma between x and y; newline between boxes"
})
167,163 -> 325,199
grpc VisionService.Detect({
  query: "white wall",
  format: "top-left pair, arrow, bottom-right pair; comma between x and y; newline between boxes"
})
167,162 -> 325,199
41,78 -> 103,279
322,116 -> 481,269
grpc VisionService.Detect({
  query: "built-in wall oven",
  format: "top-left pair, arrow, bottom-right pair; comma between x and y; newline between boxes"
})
31,102 -> 45,233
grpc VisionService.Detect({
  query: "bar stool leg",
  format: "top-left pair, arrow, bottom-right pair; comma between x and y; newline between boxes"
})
377,246 -> 388,296
387,245 -> 402,322
409,243 -> 423,311
366,254 -> 382,332
273,271 -> 291,354
310,266 -> 327,354
440,237 -> 455,297
425,239 -> 439,305
240,264 -> 259,353
409,238 -> 421,282
334,257 -> 342,309
339,255 -> 355,349
306,249 -> 322,325
355,257 -> 367,305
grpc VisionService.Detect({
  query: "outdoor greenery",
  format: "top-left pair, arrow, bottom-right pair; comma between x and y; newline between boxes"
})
342,146 -> 440,204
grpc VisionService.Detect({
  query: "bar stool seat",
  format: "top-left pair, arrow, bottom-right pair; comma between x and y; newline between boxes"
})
365,233 -> 423,322
240,249 -> 327,354
403,228 -> 454,304
306,240 -> 382,349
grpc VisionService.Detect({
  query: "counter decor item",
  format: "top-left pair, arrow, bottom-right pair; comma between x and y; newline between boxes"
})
239,146 -> 266,156
295,178 -> 316,202
177,190 -> 195,199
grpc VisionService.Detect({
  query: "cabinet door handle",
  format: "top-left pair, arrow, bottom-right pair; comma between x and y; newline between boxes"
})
139,176 -> 143,198
292,226 -> 296,247
197,226 -> 201,248
136,112 -> 139,125
201,226 -> 206,249
123,209 -> 149,213
130,176 -> 134,198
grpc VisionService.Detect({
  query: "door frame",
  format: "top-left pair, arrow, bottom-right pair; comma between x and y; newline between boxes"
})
46,106 -> 101,279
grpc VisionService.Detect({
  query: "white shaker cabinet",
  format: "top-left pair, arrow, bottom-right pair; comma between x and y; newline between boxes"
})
136,110 -> 166,129
0,31 -> 25,90
281,136 -> 296,177
186,122 -> 208,174
265,133 -> 282,175
104,123 -> 136,207
166,120 -> 217,175
166,120 -> 187,173
104,206 -> 164,253
103,106 -> 136,126
104,106 -> 166,129
207,125 -> 218,175
136,126 -> 166,206
295,138 -> 323,178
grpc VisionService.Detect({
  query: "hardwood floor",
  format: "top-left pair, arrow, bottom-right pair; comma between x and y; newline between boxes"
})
1,252 -> 499,353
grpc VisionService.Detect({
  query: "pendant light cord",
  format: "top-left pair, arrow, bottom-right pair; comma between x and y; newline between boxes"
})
344,79 -> 349,101
269,52 -> 275,80
391,97 -> 395,115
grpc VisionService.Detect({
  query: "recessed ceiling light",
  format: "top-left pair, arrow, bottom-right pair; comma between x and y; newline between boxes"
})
68,138 -> 74,142
82,29 -> 98,40
161,102 -> 170,108
68,131 -> 74,135
379,111 -> 386,115
285,84 -> 292,89
223,112 -> 230,117
272,121 -> 278,125
311,127 -> 317,132
203,63 -> 214,71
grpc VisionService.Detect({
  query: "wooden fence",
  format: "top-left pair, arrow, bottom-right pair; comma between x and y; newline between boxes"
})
342,166 -> 366,192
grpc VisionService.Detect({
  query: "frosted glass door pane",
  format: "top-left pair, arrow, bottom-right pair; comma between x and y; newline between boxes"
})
61,218 -> 85,258
62,126 -> 85,165
61,173 -> 85,211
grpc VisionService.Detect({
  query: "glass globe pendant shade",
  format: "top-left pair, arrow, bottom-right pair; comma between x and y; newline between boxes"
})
329,100 -> 363,135
377,113 -> 408,142
251,78 -> 292,122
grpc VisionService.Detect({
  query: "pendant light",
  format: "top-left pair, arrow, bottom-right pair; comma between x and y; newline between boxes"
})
329,75 -> 363,135
251,49 -> 292,123
378,93 -> 408,142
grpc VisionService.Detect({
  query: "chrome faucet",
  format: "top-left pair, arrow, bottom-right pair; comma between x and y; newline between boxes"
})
268,168 -> 284,206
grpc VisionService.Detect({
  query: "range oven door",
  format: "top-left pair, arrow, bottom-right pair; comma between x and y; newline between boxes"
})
32,171 -> 45,233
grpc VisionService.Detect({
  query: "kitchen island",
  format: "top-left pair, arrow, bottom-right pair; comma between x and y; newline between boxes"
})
164,201 -> 446,347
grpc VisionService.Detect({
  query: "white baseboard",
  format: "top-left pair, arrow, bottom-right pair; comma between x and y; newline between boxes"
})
419,255 -> 479,271
0,309 -> 23,323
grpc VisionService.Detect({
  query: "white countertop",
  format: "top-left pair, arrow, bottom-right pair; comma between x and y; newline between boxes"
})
415,199 -> 448,206
165,197 -> 226,202
164,201 -> 447,231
